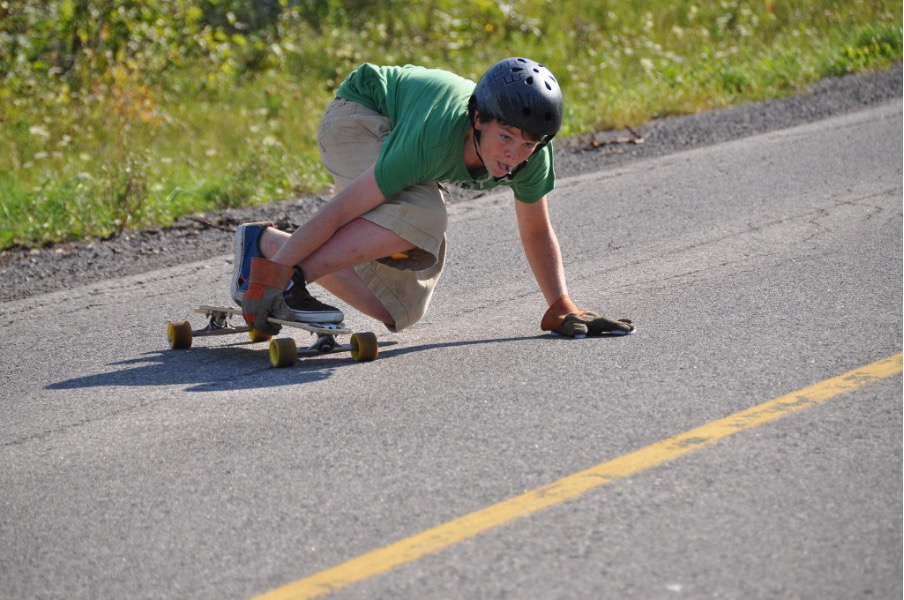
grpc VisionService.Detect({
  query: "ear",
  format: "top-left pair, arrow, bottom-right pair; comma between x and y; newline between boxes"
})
473,111 -> 484,131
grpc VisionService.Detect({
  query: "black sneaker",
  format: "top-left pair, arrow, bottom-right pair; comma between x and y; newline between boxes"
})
284,267 -> 345,323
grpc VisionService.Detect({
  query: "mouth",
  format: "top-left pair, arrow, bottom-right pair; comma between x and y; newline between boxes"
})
496,160 -> 511,175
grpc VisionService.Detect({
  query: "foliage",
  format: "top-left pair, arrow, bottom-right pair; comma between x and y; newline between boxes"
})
0,0 -> 901,249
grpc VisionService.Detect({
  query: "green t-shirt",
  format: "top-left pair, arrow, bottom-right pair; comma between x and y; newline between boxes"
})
337,63 -> 555,203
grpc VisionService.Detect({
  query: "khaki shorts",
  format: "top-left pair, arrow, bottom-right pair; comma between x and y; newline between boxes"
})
317,98 -> 447,331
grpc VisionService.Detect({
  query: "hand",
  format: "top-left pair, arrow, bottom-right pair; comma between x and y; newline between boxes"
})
541,296 -> 635,338
242,257 -> 296,335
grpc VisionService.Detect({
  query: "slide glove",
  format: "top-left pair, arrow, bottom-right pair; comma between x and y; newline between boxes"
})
541,296 -> 635,338
241,257 -> 296,336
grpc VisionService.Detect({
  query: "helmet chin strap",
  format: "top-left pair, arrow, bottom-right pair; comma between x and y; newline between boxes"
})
472,125 -> 487,168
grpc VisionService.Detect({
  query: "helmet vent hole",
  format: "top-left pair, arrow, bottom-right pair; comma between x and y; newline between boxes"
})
526,76 -> 534,85
545,81 -> 553,91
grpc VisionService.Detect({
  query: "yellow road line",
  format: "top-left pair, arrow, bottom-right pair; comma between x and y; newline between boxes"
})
254,353 -> 903,600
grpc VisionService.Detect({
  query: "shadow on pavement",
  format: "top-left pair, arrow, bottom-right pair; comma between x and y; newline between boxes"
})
46,333 -> 611,393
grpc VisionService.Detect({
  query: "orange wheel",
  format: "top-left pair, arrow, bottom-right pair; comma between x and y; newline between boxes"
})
248,329 -> 272,343
167,321 -> 193,349
350,332 -> 379,362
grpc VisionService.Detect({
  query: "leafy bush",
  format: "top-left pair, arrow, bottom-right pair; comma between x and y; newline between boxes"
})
0,0 -> 900,249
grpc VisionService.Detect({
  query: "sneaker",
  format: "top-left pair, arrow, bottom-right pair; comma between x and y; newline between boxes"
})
284,267 -> 345,323
230,222 -> 270,305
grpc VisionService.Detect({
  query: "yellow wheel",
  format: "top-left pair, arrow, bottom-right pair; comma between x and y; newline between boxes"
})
269,338 -> 297,368
350,332 -> 379,362
248,329 -> 272,343
167,321 -> 193,349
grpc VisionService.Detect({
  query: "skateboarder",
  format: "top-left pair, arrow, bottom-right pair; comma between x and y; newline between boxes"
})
231,57 -> 634,338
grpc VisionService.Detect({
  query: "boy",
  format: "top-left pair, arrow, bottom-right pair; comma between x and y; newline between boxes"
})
232,57 -> 633,338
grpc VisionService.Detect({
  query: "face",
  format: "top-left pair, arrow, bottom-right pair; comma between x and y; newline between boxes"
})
474,117 -> 540,177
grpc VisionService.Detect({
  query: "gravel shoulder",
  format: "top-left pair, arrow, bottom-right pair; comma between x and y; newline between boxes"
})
1,65 -> 900,304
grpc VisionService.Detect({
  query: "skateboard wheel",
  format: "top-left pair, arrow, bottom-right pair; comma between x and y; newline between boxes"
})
248,329 -> 272,343
167,321 -> 193,349
269,338 -> 297,368
350,332 -> 379,362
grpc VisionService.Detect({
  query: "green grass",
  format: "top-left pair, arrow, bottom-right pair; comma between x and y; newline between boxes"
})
1,0 -> 900,250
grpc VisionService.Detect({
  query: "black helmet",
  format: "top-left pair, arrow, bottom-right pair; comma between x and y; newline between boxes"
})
471,57 -> 563,140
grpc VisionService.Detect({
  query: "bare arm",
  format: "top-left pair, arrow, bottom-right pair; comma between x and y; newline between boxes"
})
517,195 -> 636,336
514,195 -> 569,307
271,165 -> 385,268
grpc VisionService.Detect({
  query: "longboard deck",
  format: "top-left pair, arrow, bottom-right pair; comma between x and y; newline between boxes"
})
167,305 -> 379,366
195,304 -> 352,336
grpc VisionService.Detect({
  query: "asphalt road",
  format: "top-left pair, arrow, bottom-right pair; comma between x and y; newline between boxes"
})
1,100 -> 901,600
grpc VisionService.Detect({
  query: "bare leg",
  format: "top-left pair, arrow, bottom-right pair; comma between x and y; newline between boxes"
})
257,226 -> 291,259
317,268 -> 395,327
257,219 -> 414,328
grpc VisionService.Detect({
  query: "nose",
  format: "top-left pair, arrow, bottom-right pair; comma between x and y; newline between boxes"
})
505,140 -> 526,162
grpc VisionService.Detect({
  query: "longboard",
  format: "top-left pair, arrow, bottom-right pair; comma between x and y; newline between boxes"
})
166,305 -> 378,367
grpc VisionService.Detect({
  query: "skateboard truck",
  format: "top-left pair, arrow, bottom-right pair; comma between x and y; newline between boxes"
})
311,333 -> 338,353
